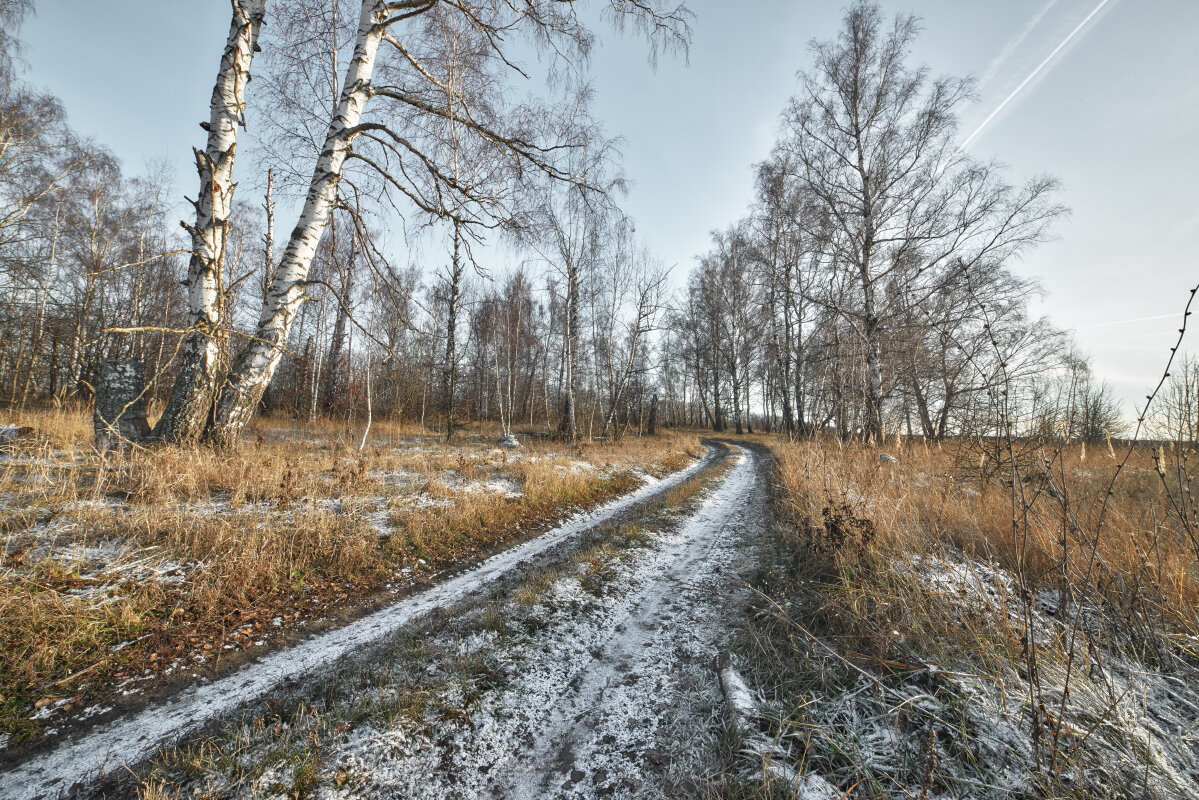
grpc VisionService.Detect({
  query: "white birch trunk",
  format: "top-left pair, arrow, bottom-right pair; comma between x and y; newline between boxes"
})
210,0 -> 386,447
359,282 -> 376,451
153,0 -> 266,444
563,260 -> 580,443
323,246 -> 355,413
442,226 -> 464,441
862,269 -> 884,445
493,318 -> 507,436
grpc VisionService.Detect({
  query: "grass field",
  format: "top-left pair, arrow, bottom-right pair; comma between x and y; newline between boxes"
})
0,407 -> 701,750
128,450 -> 734,800
725,434 -> 1199,799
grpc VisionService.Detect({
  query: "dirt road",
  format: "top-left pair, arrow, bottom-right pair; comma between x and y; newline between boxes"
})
2,442 -> 770,799
323,443 -> 768,798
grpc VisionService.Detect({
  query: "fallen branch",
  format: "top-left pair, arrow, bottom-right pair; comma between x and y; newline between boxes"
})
715,649 -> 841,799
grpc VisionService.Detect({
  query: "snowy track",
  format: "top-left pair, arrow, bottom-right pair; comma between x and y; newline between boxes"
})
1,448 -> 717,800
333,444 -> 767,799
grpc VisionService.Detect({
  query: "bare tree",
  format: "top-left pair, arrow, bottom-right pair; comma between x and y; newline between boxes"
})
320,224 -> 357,414
153,0 -> 266,443
1155,356 -> 1199,445
599,246 -> 668,439
531,128 -> 623,442
696,224 -> 761,435
748,150 -> 816,438
149,0 -> 689,448
782,0 -> 1063,443
441,221 -> 465,439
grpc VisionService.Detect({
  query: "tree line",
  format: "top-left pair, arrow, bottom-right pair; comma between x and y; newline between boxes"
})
0,0 -> 1137,447
666,2 -> 1129,444
1,0 -> 692,446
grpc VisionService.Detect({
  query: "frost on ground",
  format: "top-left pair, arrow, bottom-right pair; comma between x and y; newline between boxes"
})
1,429 -> 698,750
739,546 -> 1199,799
113,446 -> 768,800
319,451 -> 762,799
0,445 -> 712,800
904,553 -> 1199,798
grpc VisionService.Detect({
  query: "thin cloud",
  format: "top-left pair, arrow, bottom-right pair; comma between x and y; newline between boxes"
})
977,0 -> 1060,92
960,0 -> 1115,152
1075,313 -> 1179,329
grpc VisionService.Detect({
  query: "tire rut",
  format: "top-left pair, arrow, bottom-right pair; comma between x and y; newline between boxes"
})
1,447 -> 723,800
337,443 -> 768,799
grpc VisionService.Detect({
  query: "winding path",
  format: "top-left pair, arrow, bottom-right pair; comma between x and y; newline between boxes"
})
1,447 -> 723,800
331,444 -> 769,798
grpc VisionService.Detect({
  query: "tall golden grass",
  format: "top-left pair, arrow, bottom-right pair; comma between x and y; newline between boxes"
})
765,435 -> 1199,669
0,407 -> 701,746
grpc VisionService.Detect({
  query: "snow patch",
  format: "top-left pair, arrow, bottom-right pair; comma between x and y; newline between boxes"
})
312,449 -> 760,798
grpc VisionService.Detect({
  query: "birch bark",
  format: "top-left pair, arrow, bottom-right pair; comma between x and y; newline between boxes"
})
323,242 -> 355,413
562,257 -> 580,443
154,0 -> 266,444
442,225 -> 464,441
210,0 -> 387,448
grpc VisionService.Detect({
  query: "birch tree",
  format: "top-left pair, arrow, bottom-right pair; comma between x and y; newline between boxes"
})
749,151 -> 814,438
154,0 -> 689,448
782,0 -> 1063,443
698,224 -> 760,435
532,138 -> 621,443
153,0 -> 267,443
320,225 -> 357,413
441,222 -> 465,439
599,250 -> 667,439
0,0 -> 70,223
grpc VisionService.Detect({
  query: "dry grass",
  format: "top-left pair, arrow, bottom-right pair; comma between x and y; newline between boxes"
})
723,433 -> 1199,799
0,407 -> 702,748
124,441 -> 725,800
765,437 -> 1199,664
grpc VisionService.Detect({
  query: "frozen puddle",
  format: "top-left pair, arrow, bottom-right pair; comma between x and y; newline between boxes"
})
0,449 -> 714,800
328,446 -> 765,799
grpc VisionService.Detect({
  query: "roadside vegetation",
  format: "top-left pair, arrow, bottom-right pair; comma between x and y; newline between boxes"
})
123,449 -> 732,799
719,433 -> 1199,799
0,406 -> 700,750
0,0 -> 1193,794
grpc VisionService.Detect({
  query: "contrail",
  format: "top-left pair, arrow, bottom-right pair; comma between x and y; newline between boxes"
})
960,0 -> 1114,152
978,0 -> 1060,91
1076,313 -> 1178,329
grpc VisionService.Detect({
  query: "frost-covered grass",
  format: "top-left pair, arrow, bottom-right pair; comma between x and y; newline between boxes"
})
726,436 -> 1199,799
120,453 -> 732,800
0,407 -> 701,750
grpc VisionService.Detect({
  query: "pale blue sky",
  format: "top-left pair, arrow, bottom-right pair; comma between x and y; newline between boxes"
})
19,0 -> 1199,419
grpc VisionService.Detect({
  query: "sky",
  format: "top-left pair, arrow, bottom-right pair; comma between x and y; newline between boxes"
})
17,0 -> 1199,421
